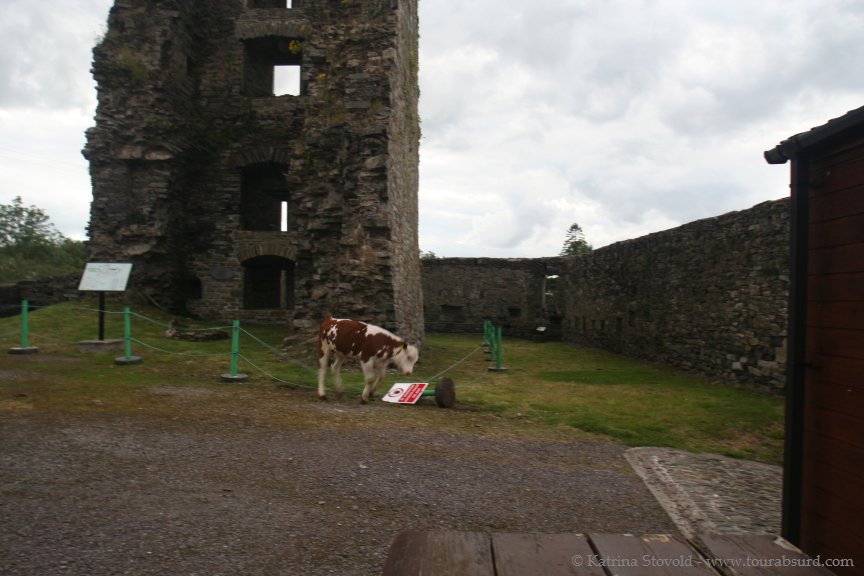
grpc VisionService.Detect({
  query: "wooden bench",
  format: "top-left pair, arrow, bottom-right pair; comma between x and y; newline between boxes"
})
382,531 -> 836,576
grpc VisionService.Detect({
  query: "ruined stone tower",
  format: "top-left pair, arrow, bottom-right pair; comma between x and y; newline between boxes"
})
83,0 -> 424,344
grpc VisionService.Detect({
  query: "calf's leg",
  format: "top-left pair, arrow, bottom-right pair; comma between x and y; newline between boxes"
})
317,347 -> 331,400
369,365 -> 387,398
330,353 -> 346,398
360,361 -> 377,404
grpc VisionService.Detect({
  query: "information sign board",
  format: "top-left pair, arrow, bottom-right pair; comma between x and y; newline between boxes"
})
382,382 -> 429,404
78,263 -> 133,292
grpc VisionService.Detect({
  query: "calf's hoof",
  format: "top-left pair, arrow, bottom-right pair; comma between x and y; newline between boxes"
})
318,394 -> 328,402
359,397 -> 368,404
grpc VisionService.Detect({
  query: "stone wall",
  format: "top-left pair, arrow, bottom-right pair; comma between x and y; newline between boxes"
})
420,199 -> 790,391
557,199 -> 790,390
84,0 -> 424,344
421,257 -> 563,339
0,273 -> 83,317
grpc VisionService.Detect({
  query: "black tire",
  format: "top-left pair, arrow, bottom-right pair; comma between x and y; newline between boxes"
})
434,377 -> 456,409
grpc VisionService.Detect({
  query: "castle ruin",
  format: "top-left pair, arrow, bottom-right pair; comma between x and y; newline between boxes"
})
83,0 -> 424,344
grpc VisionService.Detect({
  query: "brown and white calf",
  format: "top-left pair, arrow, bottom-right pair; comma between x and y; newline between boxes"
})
317,313 -> 419,403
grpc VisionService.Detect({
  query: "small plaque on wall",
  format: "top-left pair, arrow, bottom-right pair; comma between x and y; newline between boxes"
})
210,267 -> 234,281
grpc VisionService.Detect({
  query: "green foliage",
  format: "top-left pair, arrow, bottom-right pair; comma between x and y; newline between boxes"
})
0,197 -> 86,283
419,250 -> 437,260
560,222 -> 593,256
119,45 -> 148,84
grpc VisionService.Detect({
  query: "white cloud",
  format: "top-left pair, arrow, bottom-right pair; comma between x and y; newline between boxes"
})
419,0 -> 864,256
0,0 -> 111,239
2,0 -> 864,254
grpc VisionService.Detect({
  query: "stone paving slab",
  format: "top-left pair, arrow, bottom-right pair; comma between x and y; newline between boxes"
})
625,447 -> 782,539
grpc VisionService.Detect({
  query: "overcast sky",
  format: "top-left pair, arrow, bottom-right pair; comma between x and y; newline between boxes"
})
1,0 -> 863,256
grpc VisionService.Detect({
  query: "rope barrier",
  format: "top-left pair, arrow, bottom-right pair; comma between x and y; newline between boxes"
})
130,312 -> 233,332
5,299 -> 502,400
41,306 -> 127,314
239,328 -> 319,375
129,338 -> 232,358
455,368 -> 490,389
422,343 -> 486,382
235,353 -> 368,394
27,332 -> 89,345
238,354 -> 340,392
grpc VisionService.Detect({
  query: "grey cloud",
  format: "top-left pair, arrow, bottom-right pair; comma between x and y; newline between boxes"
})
0,0 -> 110,111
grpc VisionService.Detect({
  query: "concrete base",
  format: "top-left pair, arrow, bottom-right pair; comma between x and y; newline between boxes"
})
115,356 -> 143,366
77,339 -> 125,354
220,373 -> 248,383
488,367 -> 509,372
8,347 -> 39,355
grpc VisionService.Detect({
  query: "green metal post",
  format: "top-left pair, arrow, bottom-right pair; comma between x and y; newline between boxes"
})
496,326 -> 503,370
123,307 -> 132,359
230,320 -> 240,376
20,300 -> 28,349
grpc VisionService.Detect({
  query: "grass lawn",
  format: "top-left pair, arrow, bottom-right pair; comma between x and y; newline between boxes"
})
0,298 -> 784,464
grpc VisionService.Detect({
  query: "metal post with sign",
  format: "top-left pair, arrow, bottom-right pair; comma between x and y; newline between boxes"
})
76,263 -> 135,356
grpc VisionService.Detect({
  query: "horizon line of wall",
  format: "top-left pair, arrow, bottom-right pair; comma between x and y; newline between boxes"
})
421,197 -> 790,391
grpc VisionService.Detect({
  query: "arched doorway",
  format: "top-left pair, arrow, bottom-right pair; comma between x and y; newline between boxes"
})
242,255 -> 295,310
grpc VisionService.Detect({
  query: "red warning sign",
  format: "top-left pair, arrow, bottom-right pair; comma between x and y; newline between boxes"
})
383,382 -> 428,404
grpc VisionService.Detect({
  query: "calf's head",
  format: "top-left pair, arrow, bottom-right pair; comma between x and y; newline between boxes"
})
393,343 -> 419,375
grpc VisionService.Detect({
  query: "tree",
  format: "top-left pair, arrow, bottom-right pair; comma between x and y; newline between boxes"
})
419,250 -> 437,260
0,197 -> 66,256
560,222 -> 593,256
0,197 -> 86,282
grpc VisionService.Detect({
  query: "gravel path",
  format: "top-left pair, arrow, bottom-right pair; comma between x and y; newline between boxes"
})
0,410 -> 674,575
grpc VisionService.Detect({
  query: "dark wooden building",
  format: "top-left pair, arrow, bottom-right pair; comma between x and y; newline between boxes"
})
766,105 -> 864,574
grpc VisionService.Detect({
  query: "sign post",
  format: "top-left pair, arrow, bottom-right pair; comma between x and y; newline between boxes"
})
76,263 -> 134,356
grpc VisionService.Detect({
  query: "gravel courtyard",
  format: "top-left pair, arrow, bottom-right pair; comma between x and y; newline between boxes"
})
0,390 -> 675,575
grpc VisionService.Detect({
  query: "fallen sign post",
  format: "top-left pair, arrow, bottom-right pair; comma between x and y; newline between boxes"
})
383,377 -> 456,409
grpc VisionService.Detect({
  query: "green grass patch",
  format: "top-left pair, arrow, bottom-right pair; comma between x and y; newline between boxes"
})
0,298 -> 372,402
0,302 -> 784,464
421,334 -> 784,464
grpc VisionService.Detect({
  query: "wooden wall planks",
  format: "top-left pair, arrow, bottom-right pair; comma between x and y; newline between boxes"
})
799,129 -> 864,569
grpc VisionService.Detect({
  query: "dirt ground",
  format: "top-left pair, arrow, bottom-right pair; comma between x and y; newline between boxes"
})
0,382 -> 676,575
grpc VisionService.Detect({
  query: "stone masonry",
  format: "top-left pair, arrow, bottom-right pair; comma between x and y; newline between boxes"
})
421,257 -> 563,340
83,0 -> 424,344
421,199 -> 790,391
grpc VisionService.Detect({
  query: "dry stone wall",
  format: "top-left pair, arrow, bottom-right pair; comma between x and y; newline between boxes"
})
0,274 -> 83,318
421,258 -> 562,339
84,0 -> 424,344
557,199 -> 790,390
420,199 -> 790,391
